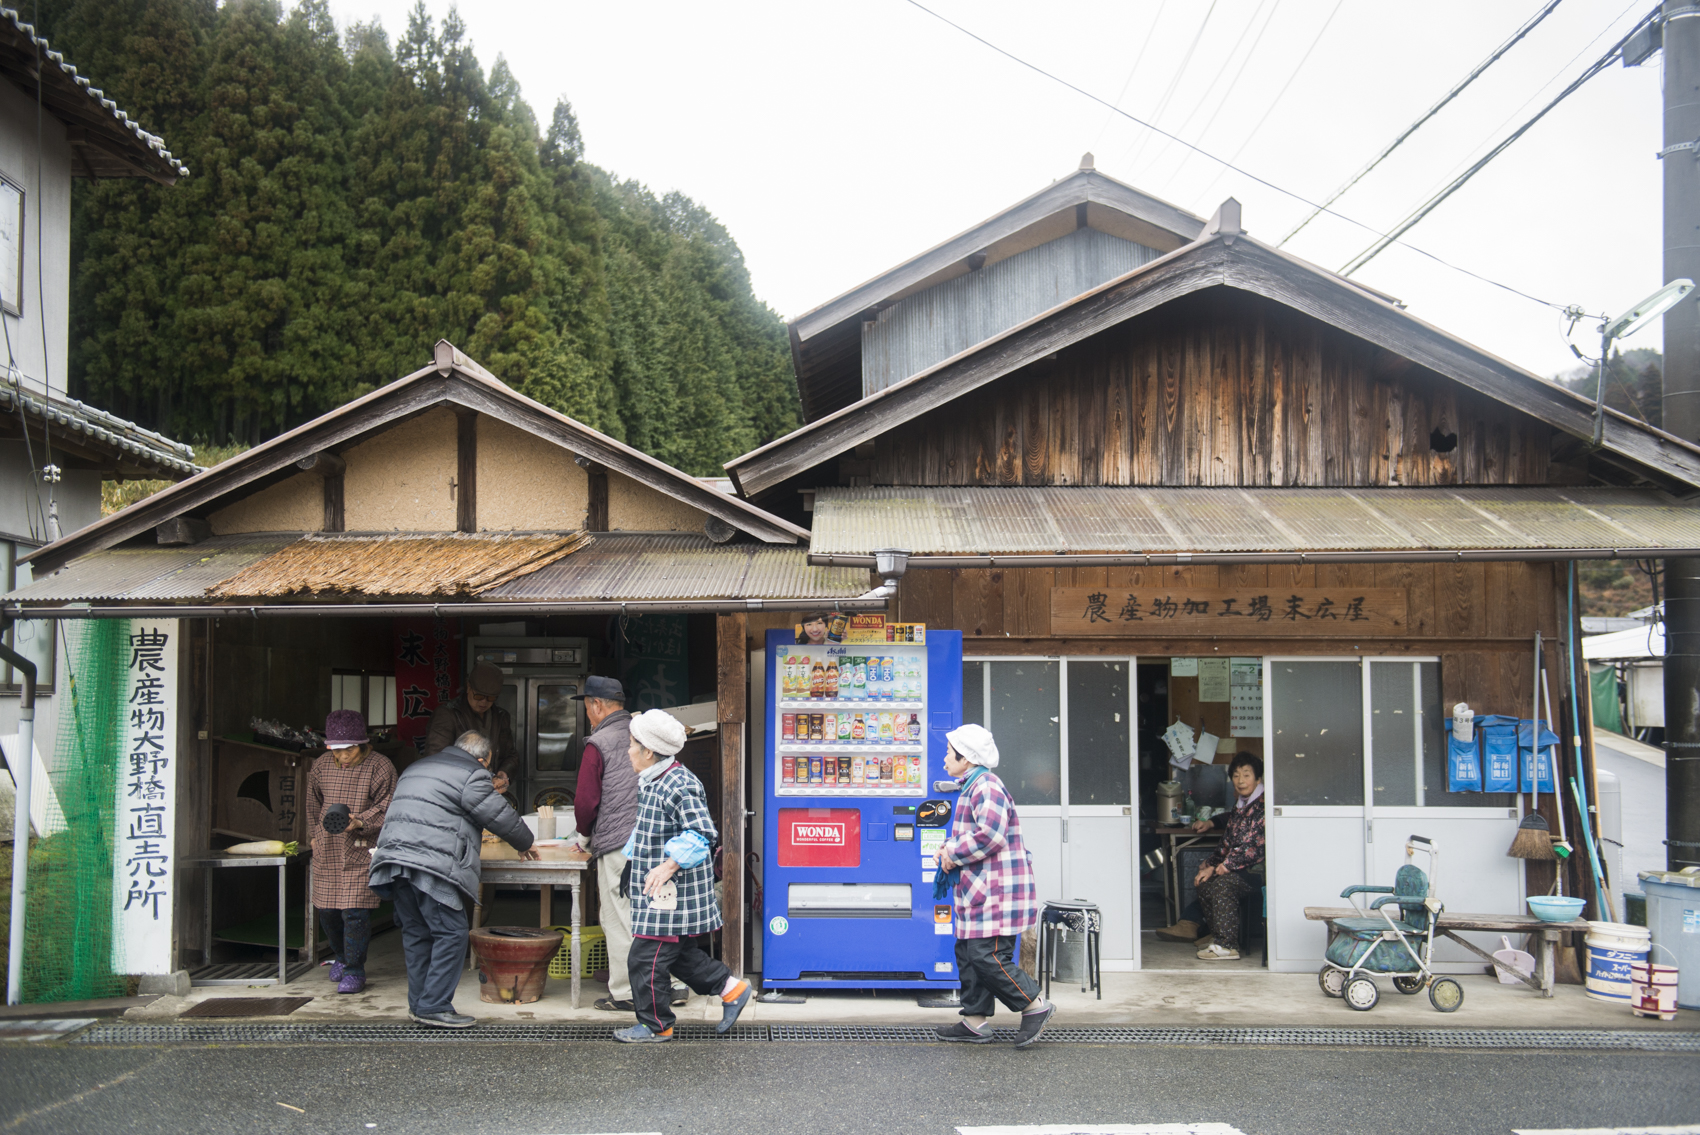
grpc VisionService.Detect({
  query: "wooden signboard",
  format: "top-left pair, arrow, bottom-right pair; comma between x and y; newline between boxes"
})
1050,587 -> 1407,637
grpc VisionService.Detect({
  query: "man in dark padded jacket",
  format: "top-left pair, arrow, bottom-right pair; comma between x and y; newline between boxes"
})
370,729 -> 535,1028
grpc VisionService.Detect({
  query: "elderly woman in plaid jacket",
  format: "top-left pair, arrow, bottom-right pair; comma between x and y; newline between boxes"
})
307,710 -> 397,994
613,710 -> 752,1043
933,723 -> 1053,1048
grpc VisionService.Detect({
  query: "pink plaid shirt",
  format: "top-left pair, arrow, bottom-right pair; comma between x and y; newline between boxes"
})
943,770 -> 1038,939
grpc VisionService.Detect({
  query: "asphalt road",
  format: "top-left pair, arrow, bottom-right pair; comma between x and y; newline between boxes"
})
0,1039 -> 1696,1135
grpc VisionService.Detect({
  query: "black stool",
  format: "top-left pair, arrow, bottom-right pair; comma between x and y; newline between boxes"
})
1035,898 -> 1102,999
1233,884 -> 1268,967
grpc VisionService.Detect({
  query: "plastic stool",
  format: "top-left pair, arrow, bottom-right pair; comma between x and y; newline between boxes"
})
1035,898 -> 1102,1000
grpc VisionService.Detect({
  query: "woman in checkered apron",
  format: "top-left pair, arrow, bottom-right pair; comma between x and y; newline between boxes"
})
613,710 -> 752,1043
307,710 -> 397,994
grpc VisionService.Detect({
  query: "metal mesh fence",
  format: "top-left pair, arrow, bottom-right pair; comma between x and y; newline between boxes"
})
21,620 -> 127,1002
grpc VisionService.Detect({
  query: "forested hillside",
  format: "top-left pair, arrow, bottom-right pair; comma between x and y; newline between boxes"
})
36,0 -> 799,475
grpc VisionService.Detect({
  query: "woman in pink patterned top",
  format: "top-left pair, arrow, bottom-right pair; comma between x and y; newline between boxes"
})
932,723 -> 1053,1048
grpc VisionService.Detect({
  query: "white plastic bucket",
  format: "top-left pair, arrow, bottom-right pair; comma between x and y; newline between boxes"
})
1584,921 -> 1652,1003
1630,946 -> 1680,1021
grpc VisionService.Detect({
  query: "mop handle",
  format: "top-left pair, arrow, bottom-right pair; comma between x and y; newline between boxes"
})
1566,563 -> 1612,921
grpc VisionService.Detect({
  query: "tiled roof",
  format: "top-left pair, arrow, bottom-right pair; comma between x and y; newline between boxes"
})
1,378 -> 199,476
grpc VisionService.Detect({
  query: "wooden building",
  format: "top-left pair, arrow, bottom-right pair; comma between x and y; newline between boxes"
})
730,183 -> 1700,973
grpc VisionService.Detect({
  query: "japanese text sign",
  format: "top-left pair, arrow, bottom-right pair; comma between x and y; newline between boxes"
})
113,619 -> 178,975
1051,587 -> 1407,637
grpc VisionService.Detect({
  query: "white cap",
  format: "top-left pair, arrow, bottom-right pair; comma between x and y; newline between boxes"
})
326,742 -> 361,750
945,723 -> 999,768
630,708 -> 688,756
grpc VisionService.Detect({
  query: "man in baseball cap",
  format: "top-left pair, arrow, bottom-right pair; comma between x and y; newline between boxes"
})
425,661 -> 517,793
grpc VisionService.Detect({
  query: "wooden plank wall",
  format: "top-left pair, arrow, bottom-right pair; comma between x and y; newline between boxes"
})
866,290 -> 1555,489
892,559 -> 1564,723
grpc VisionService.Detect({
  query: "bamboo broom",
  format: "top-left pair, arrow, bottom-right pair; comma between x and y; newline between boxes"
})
1508,631 -> 1555,861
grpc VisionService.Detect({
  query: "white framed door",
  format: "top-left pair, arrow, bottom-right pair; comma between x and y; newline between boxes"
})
1266,656 -> 1526,972
962,656 -> 1139,966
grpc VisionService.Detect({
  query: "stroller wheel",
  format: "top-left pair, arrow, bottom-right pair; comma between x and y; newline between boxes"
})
1393,975 -> 1426,995
1344,977 -> 1380,1011
1429,977 -> 1464,1013
1318,966 -> 1345,998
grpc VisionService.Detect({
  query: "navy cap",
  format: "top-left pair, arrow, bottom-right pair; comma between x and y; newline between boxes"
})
571,675 -> 626,702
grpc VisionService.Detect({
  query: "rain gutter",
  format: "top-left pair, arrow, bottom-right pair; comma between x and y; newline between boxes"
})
807,547 -> 1700,569
0,597 -> 889,621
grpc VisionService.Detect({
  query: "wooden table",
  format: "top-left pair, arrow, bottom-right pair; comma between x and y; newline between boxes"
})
1153,825 -> 1222,926
472,859 -> 588,1008
1305,906 -> 1589,998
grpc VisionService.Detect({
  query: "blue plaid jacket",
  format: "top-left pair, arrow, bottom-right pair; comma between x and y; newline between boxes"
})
627,762 -> 722,938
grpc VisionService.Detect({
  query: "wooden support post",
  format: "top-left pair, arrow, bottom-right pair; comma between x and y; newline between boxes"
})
716,613 -> 748,975
456,410 -> 478,533
586,464 -> 608,532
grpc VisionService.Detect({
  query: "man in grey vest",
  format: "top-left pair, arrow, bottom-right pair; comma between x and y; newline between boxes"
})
572,676 -> 642,1011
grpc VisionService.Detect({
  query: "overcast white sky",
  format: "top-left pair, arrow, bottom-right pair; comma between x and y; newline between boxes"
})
329,0 -> 1664,381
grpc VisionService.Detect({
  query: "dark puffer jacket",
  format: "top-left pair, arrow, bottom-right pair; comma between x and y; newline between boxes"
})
368,745 -> 533,904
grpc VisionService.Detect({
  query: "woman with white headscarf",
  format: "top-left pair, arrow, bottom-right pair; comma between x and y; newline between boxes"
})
932,723 -> 1052,1047
612,709 -> 752,1043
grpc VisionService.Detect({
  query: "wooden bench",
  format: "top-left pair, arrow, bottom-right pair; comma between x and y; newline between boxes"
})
1305,907 -> 1588,998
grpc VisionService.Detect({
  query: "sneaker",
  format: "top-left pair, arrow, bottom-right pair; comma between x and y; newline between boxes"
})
1154,920 -> 1201,942
593,997 -> 635,1012
935,1021 -> 994,1043
410,1010 -> 476,1029
1197,943 -> 1240,961
613,1023 -> 673,1043
1014,1003 -> 1055,1049
326,961 -> 345,983
717,979 -> 752,1034
336,973 -> 367,994
671,984 -> 691,1006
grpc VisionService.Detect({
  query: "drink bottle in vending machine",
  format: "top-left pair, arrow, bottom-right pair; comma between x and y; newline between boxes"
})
762,629 -> 964,992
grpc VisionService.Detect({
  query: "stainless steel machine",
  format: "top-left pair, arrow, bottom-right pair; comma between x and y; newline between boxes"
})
467,637 -> 591,812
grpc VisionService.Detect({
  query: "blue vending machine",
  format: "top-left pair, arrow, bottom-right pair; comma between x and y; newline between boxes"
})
761,628 -> 963,992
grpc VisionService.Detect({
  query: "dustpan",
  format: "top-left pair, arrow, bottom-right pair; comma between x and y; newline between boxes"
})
1492,935 -> 1534,985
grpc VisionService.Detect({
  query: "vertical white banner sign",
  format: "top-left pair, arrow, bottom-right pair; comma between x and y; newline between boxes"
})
113,620 -> 178,974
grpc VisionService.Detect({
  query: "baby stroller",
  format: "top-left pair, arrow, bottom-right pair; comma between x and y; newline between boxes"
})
1318,835 -> 1464,1013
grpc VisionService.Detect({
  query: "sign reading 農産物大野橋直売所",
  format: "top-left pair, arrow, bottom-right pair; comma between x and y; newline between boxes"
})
1050,588 -> 1407,637
113,619 -> 179,976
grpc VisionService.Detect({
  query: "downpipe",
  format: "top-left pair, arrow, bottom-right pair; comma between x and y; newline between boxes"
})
0,619 -> 37,1005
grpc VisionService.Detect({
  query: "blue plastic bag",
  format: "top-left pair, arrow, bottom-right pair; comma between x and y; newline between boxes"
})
1517,719 -> 1559,794
1477,715 -> 1519,794
1446,725 -> 1482,793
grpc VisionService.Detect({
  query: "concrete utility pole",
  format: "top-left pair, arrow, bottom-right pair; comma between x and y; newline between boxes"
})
1662,0 -> 1700,870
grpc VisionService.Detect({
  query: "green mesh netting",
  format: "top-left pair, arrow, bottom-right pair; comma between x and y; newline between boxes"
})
21,619 -> 127,1002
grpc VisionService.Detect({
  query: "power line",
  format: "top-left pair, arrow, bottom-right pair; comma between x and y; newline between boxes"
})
1338,5 -> 1660,277
1090,0 -> 1169,153
900,0 -> 1569,312
1156,0 -> 1285,195
1143,0 -> 1274,184
1125,1 -> 1220,172
1279,0 -> 1567,247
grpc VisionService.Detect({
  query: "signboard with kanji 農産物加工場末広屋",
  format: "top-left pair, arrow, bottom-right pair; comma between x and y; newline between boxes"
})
1049,588 -> 1407,636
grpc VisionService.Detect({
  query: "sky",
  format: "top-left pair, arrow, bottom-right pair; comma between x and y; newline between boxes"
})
327,0 -> 1666,382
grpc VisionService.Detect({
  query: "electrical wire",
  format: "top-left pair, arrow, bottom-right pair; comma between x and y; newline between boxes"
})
1338,5 -> 1659,276
1155,0 -> 1284,195
1090,0 -> 1169,153
901,0 -> 1571,312
1193,0 -> 1347,201
1142,0 -> 1273,185
1124,0 -> 1220,172
1279,0 -> 1567,247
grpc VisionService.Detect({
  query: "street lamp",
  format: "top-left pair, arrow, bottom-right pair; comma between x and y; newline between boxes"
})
1592,279 -> 1694,446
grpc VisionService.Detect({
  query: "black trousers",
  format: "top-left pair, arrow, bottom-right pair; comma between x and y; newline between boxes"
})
389,879 -> 468,1017
318,908 -> 372,975
628,935 -> 732,1033
955,934 -> 1042,1019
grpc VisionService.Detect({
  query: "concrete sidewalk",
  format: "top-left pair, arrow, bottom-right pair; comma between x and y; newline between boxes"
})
126,931 -> 1697,1031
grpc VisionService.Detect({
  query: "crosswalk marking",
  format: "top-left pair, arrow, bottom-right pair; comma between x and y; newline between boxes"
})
1513,1128 -> 1700,1134
957,1126 -> 1248,1135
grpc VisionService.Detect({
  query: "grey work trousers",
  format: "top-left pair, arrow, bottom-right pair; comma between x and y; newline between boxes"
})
389,878 -> 469,1017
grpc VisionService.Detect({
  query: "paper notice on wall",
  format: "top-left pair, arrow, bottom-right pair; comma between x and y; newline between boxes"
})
1230,660 -> 1264,737
1169,657 -> 1199,677
1198,658 -> 1230,701
1196,731 -> 1220,765
1162,720 -> 1197,769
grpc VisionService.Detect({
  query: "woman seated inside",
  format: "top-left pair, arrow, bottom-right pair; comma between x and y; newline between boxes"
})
1155,752 -> 1265,961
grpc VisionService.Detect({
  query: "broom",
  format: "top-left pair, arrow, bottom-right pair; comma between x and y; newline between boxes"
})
1508,631 -> 1556,861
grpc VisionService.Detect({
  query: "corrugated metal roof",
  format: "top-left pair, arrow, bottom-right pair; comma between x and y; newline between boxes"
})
7,533 -> 867,605
809,486 -> 1700,557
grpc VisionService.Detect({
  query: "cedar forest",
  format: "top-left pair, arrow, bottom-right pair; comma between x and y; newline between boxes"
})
37,0 -> 801,475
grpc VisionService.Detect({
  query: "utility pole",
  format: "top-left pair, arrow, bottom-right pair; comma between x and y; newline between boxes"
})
1660,0 -> 1700,871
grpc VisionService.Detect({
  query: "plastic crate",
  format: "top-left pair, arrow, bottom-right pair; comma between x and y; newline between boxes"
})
548,925 -> 607,979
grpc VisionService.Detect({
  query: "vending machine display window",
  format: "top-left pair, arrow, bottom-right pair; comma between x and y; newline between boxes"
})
773,644 -> 930,797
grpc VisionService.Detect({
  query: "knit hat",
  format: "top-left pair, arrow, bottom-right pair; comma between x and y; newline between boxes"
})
945,723 -> 999,768
467,662 -> 505,697
324,709 -> 368,749
629,708 -> 688,756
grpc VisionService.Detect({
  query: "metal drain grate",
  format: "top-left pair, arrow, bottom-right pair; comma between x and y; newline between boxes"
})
66,1022 -> 1700,1051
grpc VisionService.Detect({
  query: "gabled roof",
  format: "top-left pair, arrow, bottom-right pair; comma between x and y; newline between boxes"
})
24,340 -> 807,575
1,380 -> 198,479
788,162 -> 1205,422
730,204 -> 1700,498
0,9 -> 188,182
